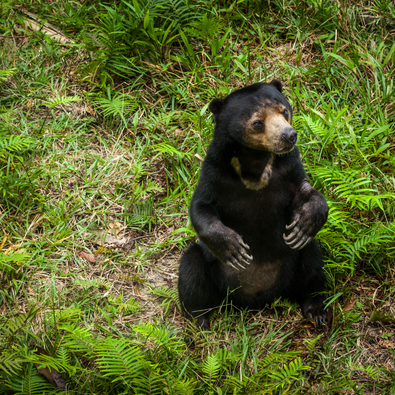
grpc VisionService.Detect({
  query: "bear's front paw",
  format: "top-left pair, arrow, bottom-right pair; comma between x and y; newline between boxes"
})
283,212 -> 313,250
283,200 -> 325,250
221,232 -> 253,271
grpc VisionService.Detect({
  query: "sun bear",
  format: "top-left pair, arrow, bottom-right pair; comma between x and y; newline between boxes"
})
178,80 -> 329,334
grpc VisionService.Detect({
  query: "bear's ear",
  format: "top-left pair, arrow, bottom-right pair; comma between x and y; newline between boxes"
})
270,79 -> 283,93
209,98 -> 225,121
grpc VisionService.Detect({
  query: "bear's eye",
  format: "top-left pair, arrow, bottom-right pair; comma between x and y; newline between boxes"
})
283,109 -> 289,119
253,120 -> 263,128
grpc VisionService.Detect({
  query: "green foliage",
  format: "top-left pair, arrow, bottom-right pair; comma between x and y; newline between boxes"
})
0,98 -> 36,198
79,0 -> 207,87
149,285 -> 180,314
1,315 -> 312,394
0,67 -> 16,81
184,14 -> 225,43
90,89 -> 138,127
0,250 -> 30,277
1,0 -> 395,393
42,95 -> 81,109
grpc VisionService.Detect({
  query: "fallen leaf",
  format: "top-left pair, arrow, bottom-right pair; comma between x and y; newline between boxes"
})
378,339 -> 395,349
4,243 -> 21,255
108,221 -> 126,235
78,251 -> 96,263
27,100 -> 33,108
0,234 -> 8,250
344,298 -> 358,311
35,348 -> 66,391
93,230 -> 129,246
85,105 -> 96,116
37,366 -> 66,390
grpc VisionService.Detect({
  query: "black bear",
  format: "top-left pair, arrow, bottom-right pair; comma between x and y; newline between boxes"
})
178,80 -> 329,333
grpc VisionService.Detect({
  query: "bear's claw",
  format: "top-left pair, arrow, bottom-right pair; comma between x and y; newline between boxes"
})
284,211 -> 315,250
302,299 -> 327,327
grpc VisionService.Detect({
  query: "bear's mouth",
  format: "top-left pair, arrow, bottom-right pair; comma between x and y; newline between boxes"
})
271,143 -> 296,155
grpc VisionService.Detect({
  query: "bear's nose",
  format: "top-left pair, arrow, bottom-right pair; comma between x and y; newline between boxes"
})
281,128 -> 297,145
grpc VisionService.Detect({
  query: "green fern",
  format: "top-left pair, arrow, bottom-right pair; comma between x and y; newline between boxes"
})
202,353 -> 221,384
126,198 -> 156,231
185,13 -> 225,43
0,352 -> 27,376
42,95 -> 81,109
0,134 -> 34,160
73,277 -> 112,289
362,365 -> 383,380
152,142 -> 192,160
133,322 -> 184,354
149,285 -> 180,314
0,68 -> 16,82
259,351 -> 301,369
81,7 -> 134,86
268,357 -> 310,388
95,338 -> 145,380
5,364 -> 55,395
60,324 -> 98,354
91,91 -> 137,127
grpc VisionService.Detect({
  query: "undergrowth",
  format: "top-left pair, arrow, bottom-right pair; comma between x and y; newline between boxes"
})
0,0 -> 394,393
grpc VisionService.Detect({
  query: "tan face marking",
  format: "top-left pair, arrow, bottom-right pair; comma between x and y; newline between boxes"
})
243,103 -> 293,154
231,155 -> 274,190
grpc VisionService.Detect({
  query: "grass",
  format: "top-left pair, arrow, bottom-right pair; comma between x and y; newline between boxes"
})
0,0 -> 395,393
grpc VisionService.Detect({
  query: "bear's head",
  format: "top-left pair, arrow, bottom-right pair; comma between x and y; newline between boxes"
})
209,80 -> 296,154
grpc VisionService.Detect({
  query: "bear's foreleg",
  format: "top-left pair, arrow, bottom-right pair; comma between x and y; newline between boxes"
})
190,201 -> 253,271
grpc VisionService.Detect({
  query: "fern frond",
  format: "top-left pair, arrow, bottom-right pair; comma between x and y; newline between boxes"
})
185,14 -> 225,42
0,68 -> 16,82
73,277 -> 112,289
91,93 -> 137,127
258,351 -> 300,369
31,352 -> 76,376
60,324 -> 97,354
362,365 -> 382,380
128,197 -> 156,230
0,352 -> 27,375
268,357 -> 310,388
55,347 -> 70,369
42,95 -> 81,109
202,353 -> 221,384
133,322 -> 184,354
95,337 -> 145,380
5,364 -> 55,395
0,135 -> 34,157
149,285 -> 180,313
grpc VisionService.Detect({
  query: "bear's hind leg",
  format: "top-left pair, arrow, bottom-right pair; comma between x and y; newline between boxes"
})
290,241 -> 328,326
301,298 -> 327,327
178,243 -> 223,331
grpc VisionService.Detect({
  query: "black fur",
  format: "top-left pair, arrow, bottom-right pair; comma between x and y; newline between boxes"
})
178,81 -> 329,333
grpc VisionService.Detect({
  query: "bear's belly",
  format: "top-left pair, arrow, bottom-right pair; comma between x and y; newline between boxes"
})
226,260 -> 282,295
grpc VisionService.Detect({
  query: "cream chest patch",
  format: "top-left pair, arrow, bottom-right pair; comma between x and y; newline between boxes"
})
231,153 -> 275,190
